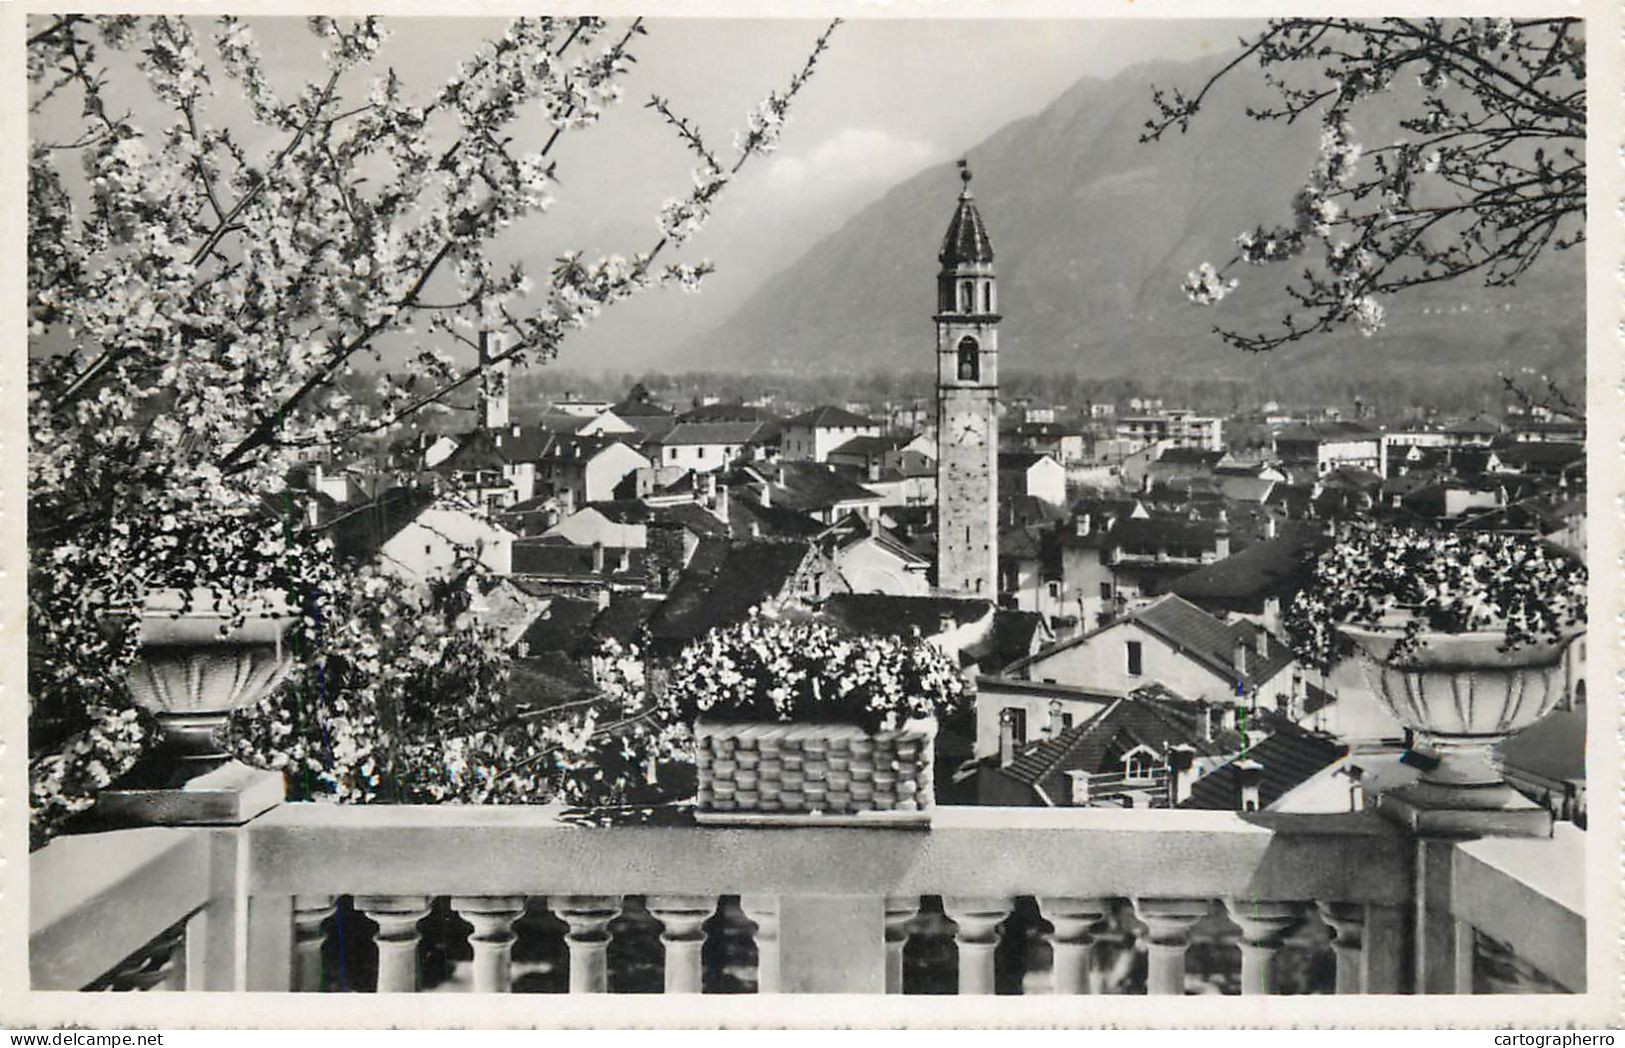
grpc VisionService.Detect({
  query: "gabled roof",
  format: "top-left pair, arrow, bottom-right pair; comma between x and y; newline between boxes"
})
1106,515 -> 1219,552
827,433 -> 905,459
1181,720 -> 1348,810
1496,442 -> 1584,469
783,405 -> 876,429
1275,420 -> 1379,443
998,451 -> 1058,471
821,593 -> 991,638
678,402 -> 783,426
765,461 -> 882,513
963,609 -> 1050,673
1008,593 -> 1294,691
1166,524 -> 1330,604
646,539 -> 817,645
325,487 -> 438,561
511,539 -> 647,581
655,420 -> 769,446
817,513 -> 930,565
649,501 -> 730,539
1001,691 -> 1235,789
1158,447 -> 1226,467
1134,595 -> 1295,689
537,434 -> 643,464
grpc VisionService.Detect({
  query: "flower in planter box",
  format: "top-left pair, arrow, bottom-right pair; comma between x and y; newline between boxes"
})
662,611 -> 969,733
1285,522 -> 1587,671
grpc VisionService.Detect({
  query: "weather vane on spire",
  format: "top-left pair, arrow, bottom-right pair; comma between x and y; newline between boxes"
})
957,158 -> 972,185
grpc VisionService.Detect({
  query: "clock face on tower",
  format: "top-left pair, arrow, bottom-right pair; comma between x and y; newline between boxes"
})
952,413 -> 987,445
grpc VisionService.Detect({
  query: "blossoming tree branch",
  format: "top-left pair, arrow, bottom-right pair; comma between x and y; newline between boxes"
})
1143,17 -> 1584,353
26,14 -> 839,845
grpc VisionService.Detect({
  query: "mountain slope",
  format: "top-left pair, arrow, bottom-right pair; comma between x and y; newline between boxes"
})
678,53 -> 1584,388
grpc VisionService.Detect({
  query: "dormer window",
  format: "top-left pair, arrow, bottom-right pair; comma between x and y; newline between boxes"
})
957,336 -> 980,381
1122,746 -> 1158,783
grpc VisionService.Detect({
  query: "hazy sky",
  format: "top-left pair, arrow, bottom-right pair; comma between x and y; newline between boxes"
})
32,15 -> 1250,374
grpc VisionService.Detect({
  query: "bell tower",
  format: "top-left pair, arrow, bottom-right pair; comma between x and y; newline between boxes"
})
934,161 -> 999,596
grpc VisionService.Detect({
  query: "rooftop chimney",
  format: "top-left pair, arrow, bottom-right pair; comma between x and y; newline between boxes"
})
1234,639 -> 1249,682
1066,770 -> 1091,806
1214,526 -> 1231,561
937,610 -> 957,637
759,484 -> 772,508
1045,698 -> 1064,739
998,709 -> 1018,769
869,514 -> 882,538
591,542 -> 606,574
1237,759 -> 1264,812
1076,513 -> 1092,537
1167,744 -> 1198,806
1265,515 -> 1278,540
1255,626 -> 1269,659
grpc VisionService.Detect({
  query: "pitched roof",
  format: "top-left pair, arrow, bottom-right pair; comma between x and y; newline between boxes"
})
1275,420 -> 1379,443
1158,447 -> 1225,467
998,451 -> 1056,471
1001,692 -> 1233,788
783,405 -> 876,429
1181,721 -> 1348,810
1496,442 -> 1584,469
939,183 -> 995,265
649,501 -> 730,539
677,402 -> 782,425
820,593 -> 991,638
827,433 -> 904,459
1166,525 -> 1330,604
767,461 -> 882,513
1107,516 -> 1219,553
655,420 -> 769,446
537,434 -> 643,464
963,609 -> 1049,673
1134,594 -> 1296,689
646,539 -> 815,645
325,487 -> 438,561
511,538 -> 647,581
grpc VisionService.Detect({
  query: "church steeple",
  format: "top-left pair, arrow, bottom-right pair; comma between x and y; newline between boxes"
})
933,162 -> 1000,597
938,162 -> 995,268
936,161 -> 998,320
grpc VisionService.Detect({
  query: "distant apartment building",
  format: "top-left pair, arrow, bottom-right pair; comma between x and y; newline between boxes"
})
1116,410 -> 1223,453
1272,420 -> 1382,475
780,406 -> 883,463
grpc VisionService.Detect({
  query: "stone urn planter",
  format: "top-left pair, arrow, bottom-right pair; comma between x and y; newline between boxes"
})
96,588 -> 297,826
1338,622 -> 1581,837
694,717 -> 936,827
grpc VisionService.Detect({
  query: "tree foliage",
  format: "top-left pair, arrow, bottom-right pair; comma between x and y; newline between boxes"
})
1145,17 -> 1584,352
26,14 -> 837,844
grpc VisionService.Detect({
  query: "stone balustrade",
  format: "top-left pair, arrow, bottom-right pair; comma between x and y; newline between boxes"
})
29,804 -> 1587,999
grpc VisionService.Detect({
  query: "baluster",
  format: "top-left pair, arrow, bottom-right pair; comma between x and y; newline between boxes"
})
451,896 -> 527,993
648,895 -> 716,994
292,895 -> 336,993
884,896 -> 920,995
1226,899 -> 1306,995
1316,901 -> 1367,995
1132,897 -> 1209,996
942,896 -> 1013,995
739,895 -> 780,994
356,895 -> 431,993
550,895 -> 621,994
1038,896 -> 1108,995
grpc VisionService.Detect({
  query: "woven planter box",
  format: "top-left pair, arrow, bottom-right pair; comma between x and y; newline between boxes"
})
693,717 -> 937,827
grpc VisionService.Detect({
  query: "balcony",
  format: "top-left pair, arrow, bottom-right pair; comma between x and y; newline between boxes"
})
29,800 -> 1590,1016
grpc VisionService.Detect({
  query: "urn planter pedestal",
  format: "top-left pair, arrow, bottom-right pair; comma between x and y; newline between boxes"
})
96,590 -> 296,827
1339,624 -> 1580,838
693,717 -> 936,828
